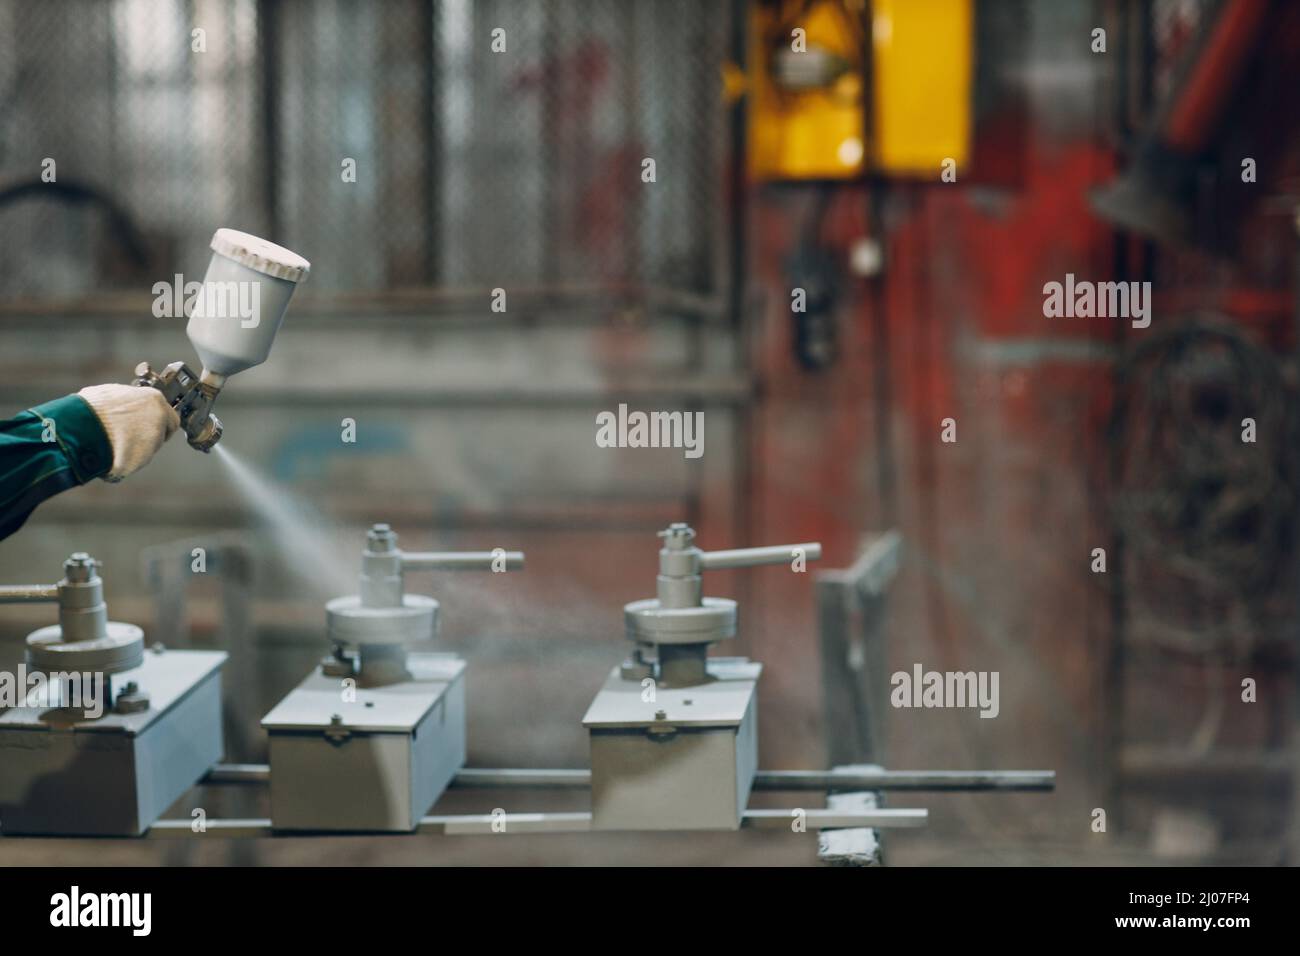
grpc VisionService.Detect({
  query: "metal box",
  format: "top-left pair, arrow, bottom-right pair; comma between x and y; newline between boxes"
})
262,652 -> 466,832
0,649 -> 226,837
584,657 -> 760,831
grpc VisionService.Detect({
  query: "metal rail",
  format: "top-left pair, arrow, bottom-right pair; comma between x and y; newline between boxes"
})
145,807 -> 929,839
203,764 -> 1055,792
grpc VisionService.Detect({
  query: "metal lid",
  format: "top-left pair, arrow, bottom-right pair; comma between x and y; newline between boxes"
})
326,594 -> 439,647
209,228 -> 311,283
26,620 -> 145,674
624,597 -> 737,645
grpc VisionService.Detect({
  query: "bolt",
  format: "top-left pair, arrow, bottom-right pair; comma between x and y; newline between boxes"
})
113,682 -> 150,715
63,553 -> 97,583
658,523 -> 695,549
324,713 -> 351,746
655,709 -> 667,720
367,524 -> 398,553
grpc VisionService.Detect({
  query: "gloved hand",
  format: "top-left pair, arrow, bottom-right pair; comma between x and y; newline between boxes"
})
77,384 -> 180,481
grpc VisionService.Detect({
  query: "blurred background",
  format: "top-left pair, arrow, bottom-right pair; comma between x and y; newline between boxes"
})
0,0 -> 1297,865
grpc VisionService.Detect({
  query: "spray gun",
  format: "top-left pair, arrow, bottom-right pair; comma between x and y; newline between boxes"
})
131,361 -> 223,451
0,553 -> 148,711
134,229 -> 310,452
620,522 -> 822,686
321,523 -> 525,685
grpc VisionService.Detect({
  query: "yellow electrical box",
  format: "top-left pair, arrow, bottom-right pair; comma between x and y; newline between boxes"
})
748,0 -> 868,181
872,0 -> 972,175
746,0 -> 971,181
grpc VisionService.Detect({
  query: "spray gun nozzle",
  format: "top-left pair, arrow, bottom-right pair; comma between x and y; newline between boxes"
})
189,412 -> 223,453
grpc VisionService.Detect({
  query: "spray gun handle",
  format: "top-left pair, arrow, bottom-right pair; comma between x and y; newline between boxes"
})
400,551 -> 525,572
133,361 -> 191,404
698,542 -> 822,571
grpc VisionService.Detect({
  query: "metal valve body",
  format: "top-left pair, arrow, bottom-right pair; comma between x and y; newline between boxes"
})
621,522 -> 822,686
584,523 -> 821,831
0,552 -> 146,693
0,553 -> 226,836
261,523 -> 523,832
322,523 -> 524,683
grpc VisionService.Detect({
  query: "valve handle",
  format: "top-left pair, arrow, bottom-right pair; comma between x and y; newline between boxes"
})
699,542 -> 822,571
0,584 -> 61,604
655,522 -> 821,574
400,551 -> 525,572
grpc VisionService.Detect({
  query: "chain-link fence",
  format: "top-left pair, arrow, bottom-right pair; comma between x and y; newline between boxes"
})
0,0 -> 732,297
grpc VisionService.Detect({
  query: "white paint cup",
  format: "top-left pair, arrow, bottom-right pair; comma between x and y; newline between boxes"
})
185,228 -> 311,384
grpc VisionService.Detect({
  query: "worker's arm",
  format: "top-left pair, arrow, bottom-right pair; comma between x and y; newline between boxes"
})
0,386 -> 179,541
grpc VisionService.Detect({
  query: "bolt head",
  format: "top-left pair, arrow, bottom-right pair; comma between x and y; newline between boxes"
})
63,553 -> 98,582
113,687 -> 150,715
658,523 -> 695,549
367,524 -> 398,552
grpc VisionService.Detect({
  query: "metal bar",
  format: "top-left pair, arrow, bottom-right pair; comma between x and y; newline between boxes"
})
746,808 -> 927,830
699,542 -> 822,570
256,0 -> 280,238
205,763 -> 270,785
0,380 -> 758,411
149,818 -> 272,838
0,282 -> 731,322
757,769 -> 1056,792
0,584 -> 59,603
450,768 -> 589,789
1163,0 -> 1270,153
420,0 -> 439,285
201,764 -> 1054,792
401,551 -> 525,572
817,530 -> 902,595
146,808 -> 926,838
423,812 -> 593,836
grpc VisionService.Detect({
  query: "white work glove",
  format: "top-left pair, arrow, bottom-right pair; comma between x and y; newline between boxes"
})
77,384 -> 181,481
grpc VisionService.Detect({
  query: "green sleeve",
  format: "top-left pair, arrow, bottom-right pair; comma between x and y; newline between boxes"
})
0,394 -> 112,541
